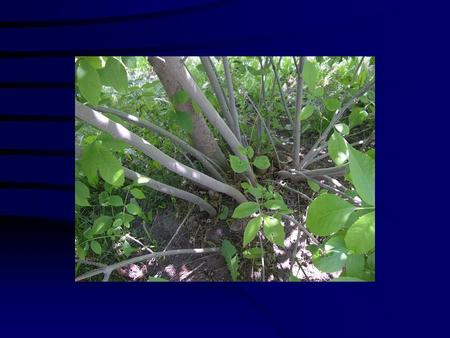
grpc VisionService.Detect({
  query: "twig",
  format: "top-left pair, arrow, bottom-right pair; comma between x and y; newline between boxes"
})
259,231 -> 266,282
270,57 -> 293,125
266,179 -> 312,202
163,206 -> 194,252
299,79 -> 375,168
282,215 -> 320,246
76,247 -> 220,282
293,56 -> 305,168
222,57 -> 242,143
243,92 -> 282,168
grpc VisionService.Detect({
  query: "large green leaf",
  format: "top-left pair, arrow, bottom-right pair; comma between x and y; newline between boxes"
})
306,194 -> 356,236
232,202 -> 259,219
75,181 -> 90,206
229,155 -> 249,173
348,145 -> 375,206
92,215 -> 113,235
80,142 -> 124,187
243,216 -> 262,247
171,90 -> 190,105
90,240 -> 102,255
345,211 -> 375,254
130,188 -> 145,199
303,60 -> 318,87
100,57 -> 128,93
242,247 -> 263,259
300,105 -> 314,120
325,98 -> 341,111
108,195 -> 123,207
263,216 -> 285,247
253,155 -> 270,170
77,60 -> 101,105
328,131 -> 349,166
221,240 -> 239,281
173,110 -> 193,133
97,146 -> 125,188
349,108 -> 368,129
313,251 -> 347,272
344,254 -> 366,279
126,202 -> 142,216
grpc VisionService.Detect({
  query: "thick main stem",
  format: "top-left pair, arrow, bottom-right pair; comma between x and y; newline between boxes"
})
293,57 -> 305,168
148,57 -> 227,168
162,57 -> 258,186
75,102 -> 247,203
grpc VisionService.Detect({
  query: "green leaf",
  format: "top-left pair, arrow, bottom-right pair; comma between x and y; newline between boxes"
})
121,56 -> 137,68
366,149 -> 375,159
247,185 -> 264,199
148,277 -> 169,282
108,195 -> 123,207
97,146 -> 125,187
307,179 -> 320,192
232,202 -> 259,219
92,215 -> 113,235
313,87 -> 324,97
130,188 -> 145,199
100,57 -> 128,93
335,123 -> 349,136
83,56 -> 103,69
90,240 -> 102,255
98,191 -> 109,206
243,216 -> 262,247
75,181 -> 90,206
126,203 -> 142,216
229,155 -> 249,173
324,98 -> 341,111
345,211 -> 375,254
172,90 -> 190,105
173,110 -> 193,133
242,247 -> 263,259
328,131 -> 349,165
263,199 -> 288,211
289,275 -> 301,282
76,60 -> 101,105
330,276 -> 364,282
221,240 -> 239,281
218,206 -> 229,220
263,216 -> 285,247
122,240 -> 135,257
253,155 -> 270,170
306,194 -> 356,236
80,142 -> 124,187
344,254 -> 366,279
324,234 -> 348,253
348,145 -> 375,206
313,251 -> 347,272
300,105 -> 314,120
246,146 -> 255,159
349,108 -> 368,129
367,253 -> 375,270
303,60 -> 318,88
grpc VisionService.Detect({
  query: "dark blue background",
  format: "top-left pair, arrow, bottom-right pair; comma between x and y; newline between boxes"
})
0,0 -> 444,337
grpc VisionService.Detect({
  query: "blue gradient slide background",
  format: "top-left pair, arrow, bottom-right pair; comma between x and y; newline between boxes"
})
0,0 -> 443,337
